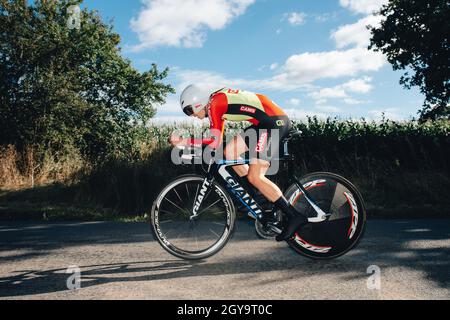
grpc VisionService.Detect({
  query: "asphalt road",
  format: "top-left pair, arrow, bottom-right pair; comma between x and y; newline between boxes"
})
0,220 -> 449,300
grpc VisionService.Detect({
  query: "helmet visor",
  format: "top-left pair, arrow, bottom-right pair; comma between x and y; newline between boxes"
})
183,105 -> 194,116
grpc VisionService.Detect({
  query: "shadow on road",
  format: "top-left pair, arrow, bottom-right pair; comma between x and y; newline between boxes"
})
0,220 -> 449,298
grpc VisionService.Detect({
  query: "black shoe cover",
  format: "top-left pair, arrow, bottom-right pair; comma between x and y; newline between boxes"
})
276,213 -> 308,242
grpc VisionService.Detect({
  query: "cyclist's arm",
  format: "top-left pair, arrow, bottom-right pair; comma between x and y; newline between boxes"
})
186,93 -> 227,149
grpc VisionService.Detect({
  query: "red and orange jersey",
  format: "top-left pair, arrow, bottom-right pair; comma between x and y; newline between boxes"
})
189,88 -> 287,148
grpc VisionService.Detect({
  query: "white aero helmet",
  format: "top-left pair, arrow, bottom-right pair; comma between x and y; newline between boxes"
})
180,84 -> 213,116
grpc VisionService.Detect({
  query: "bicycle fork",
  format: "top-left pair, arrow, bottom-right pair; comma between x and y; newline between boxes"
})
190,177 -> 213,220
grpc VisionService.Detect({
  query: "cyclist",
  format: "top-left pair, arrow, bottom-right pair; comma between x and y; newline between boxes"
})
170,84 -> 308,241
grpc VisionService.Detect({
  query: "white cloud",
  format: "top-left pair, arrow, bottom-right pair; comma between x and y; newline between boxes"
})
175,69 -> 232,91
315,99 -> 328,105
162,0 -> 386,92
172,56 -> 379,96
163,72 -> 372,119
283,2 -> 387,86
341,77 -> 373,93
309,87 -> 348,100
130,0 -> 255,49
173,68 -> 315,93
315,15 -> 328,23
284,12 -> 307,26
280,48 -> 385,84
331,15 -> 382,48
270,63 -> 279,70
169,8 -> 385,95
309,77 -> 373,104
314,12 -> 339,23
287,98 -> 301,106
174,68 -> 269,93
343,98 -> 368,105
339,0 -> 388,15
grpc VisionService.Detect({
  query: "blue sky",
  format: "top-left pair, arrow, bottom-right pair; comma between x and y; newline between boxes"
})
81,0 -> 423,122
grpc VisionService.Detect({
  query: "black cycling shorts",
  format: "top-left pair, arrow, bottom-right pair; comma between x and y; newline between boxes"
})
239,116 -> 292,162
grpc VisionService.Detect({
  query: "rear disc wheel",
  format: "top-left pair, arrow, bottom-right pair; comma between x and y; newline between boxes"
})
284,172 -> 366,260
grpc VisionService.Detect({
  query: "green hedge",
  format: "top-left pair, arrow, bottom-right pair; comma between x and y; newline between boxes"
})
74,118 -> 449,218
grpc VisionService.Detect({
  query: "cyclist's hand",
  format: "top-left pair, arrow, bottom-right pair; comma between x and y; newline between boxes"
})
170,134 -> 185,147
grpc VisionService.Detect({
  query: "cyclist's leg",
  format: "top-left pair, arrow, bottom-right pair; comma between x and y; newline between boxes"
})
224,134 -> 249,177
224,124 -> 263,178
247,160 -> 282,202
245,118 -> 308,241
245,122 -> 284,200
247,158 -> 307,241
245,128 -> 292,208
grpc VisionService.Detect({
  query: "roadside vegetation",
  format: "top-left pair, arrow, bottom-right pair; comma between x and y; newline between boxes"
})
0,0 -> 448,221
1,118 -> 449,220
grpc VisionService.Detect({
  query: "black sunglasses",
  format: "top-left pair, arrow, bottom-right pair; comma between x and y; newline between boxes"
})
183,105 -> 194,116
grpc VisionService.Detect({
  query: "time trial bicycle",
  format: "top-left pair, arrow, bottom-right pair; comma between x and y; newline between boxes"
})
150,130 -> 366,260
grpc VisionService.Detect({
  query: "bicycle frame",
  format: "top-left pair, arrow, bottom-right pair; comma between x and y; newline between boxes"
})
190,157 -> 330,223
218,159 -> 265,219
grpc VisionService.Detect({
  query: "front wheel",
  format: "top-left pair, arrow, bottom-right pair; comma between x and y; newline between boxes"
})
150,174 -> 236,260
284,172 -> 366,260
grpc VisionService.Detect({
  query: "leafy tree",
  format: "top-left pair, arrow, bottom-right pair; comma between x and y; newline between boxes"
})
0,0 -> 174,161
369,0 -> 449,121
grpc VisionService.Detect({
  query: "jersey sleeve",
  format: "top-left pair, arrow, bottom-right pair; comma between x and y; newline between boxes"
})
187,92 -> 227,149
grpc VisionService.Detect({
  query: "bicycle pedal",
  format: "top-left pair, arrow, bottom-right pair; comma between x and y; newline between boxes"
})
266,222 -> 282,235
